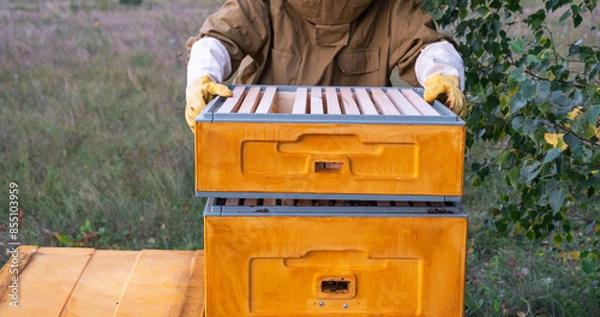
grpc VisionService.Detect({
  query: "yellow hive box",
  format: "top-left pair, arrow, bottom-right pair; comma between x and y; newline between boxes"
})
195,85 -> 466,201
204,198 -> 468,317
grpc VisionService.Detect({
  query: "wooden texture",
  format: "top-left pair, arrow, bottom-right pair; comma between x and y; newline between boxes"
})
386,89 -> 421,115
263,198 -> 277,206
244,198 -> 258,206
0,247 -> 205,317
292,87 -> 308,114
217,86 -> 246,113
254,86 -> 277,113
371,88 -> 401,115
214,85 -> 445,116
0,247 -> 94,317
324,87 -> 342,114
309,87 -> 324,114
339,87 -> 360,114
354,88 -> 379,115
402,90 -> 439,116
237,86 -> 261,113
225,198 -> 240,206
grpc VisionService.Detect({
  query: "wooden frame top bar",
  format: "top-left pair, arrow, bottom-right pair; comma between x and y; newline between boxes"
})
211,85 -> 448,118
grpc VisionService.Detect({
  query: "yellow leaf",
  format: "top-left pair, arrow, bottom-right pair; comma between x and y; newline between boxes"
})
516,222 -> 524,233
595,126 -> 600,139
544,133 -> 568,150
571,250 -> 581,261
567,107 -> 583,120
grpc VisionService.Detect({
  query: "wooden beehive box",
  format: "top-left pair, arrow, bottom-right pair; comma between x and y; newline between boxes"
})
194,85 -> 466,201
203,197 -> 468,316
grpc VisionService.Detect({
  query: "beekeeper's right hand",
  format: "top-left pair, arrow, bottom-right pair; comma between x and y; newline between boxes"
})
185,36 -> 233,133
185,76 -> 232,133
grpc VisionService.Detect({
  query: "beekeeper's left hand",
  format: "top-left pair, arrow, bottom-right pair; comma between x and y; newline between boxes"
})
423,73 -> 467,118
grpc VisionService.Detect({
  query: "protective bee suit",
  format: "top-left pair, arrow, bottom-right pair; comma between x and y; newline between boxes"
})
185,0 -> 466,131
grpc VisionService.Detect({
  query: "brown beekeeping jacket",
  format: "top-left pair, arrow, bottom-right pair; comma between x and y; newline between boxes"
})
186,0 -> 453,87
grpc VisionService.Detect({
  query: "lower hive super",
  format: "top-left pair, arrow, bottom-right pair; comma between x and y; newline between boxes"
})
204,197 -> 468,317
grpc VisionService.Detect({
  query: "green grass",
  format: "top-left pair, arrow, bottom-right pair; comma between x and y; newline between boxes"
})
0,1 -> 598,316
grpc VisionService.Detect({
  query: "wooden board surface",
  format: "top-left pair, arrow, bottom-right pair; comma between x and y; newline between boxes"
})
0,246 -> 205,317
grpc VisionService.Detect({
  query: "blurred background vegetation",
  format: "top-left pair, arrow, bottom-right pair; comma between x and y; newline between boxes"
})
0,0 -> 598,316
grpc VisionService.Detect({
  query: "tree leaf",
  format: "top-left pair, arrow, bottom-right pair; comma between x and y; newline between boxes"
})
581,257 -> 599,274
543,148 -> 562,164
509,40 -> 527,54
544,133 -> 568,150
549,189 -> 566,213
520,161 -> 542,184
507,167 -> 520,189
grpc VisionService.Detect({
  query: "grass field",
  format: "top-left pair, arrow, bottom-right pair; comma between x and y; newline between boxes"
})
0,1 -> 598,316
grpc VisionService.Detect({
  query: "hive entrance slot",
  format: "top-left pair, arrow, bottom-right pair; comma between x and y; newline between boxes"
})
315,161 -> 343,172
321,279 -> 350,294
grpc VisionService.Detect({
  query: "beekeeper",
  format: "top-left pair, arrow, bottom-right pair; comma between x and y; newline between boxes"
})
185,0 -> 466,131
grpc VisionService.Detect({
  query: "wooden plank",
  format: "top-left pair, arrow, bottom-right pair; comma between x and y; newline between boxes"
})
225,198 -> 240,206
402,90 -> 440,116
393,201 -> 411,207
263,198 -> 277,206
237,86 -> 261,113
376,201 -> 392,206
310,87 -> 324,114
0,247 -> 94,317
354,88 -> 379,115
297,200 -> 313,206
340,87 -> 360,114
178,251 -> 206,316
282,199 -> 295,206
0,245 -> 38,298
243,198 -> 258,206
216,86 -> 246,113
255,86 -> 277,113
315,200 -> 332,206
114,250 -> 197,317
0,247 -> 206,317
61,250 -> 140,317
371,88 -> 401,115
387,89 -> 421,115
325,87 -> 342,114
292,87 -> 308,114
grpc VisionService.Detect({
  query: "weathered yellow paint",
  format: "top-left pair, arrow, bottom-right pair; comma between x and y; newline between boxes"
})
204,215 -> 468,316
195,122 -> 465,197
0,247 -> 204,317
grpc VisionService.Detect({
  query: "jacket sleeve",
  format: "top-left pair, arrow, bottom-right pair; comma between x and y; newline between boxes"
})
186,0 -> 270,76
186,37 -> 232,92
415,40 -> 465,90
389,0 -> 457,87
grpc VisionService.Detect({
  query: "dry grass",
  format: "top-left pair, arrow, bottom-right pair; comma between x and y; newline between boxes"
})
0,0 -> 222,261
